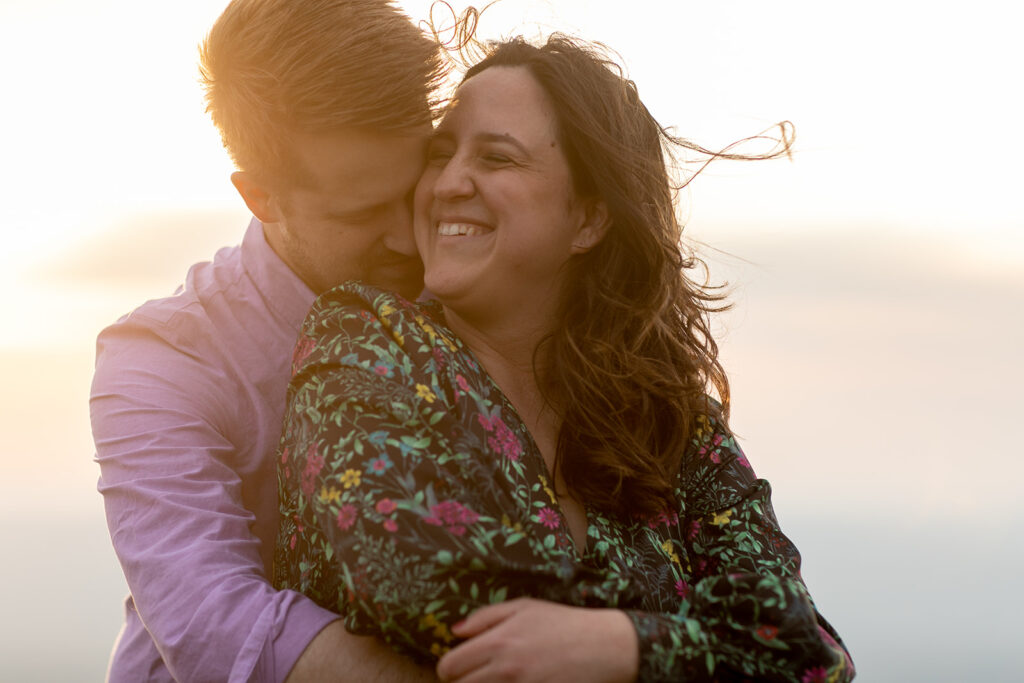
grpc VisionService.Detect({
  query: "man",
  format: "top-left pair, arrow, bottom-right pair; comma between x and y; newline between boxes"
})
90,1 -> 443,680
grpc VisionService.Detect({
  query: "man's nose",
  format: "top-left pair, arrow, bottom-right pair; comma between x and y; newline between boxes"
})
383,201 -> 417,257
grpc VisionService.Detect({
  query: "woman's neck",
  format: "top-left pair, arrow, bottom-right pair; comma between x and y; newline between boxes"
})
442,305 -> 549,410
443,304 -> 562,454
443,303 -> 590,550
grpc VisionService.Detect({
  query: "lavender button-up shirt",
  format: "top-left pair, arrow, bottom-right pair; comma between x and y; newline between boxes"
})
91,219 -> 338,682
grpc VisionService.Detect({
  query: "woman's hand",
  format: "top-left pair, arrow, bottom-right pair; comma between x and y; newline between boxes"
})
435,598 -> 639,683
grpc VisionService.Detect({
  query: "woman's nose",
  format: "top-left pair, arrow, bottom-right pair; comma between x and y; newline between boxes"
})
431,156 -> 474,201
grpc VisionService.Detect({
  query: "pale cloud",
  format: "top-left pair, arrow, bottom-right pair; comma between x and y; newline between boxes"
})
30,209 -> 248,290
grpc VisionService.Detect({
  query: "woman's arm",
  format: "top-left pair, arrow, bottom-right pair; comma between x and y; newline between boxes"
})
275,284 -> 595,663
624,476 -> 855,682
438,417 -> 855,683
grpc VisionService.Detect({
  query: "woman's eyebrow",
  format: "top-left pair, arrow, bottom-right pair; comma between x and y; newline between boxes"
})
476,132 -> 529,156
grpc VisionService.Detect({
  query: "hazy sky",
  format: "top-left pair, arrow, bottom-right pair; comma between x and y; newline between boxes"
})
2,0 -> 1022,306
0,1 -> 1021,680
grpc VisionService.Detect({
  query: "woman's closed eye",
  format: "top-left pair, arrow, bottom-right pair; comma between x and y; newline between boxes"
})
482,152 -> 514,165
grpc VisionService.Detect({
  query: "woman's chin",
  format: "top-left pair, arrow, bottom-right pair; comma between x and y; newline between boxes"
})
422,272 -> 466,304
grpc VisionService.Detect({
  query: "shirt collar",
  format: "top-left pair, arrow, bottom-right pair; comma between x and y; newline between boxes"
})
240,217 -> 316,334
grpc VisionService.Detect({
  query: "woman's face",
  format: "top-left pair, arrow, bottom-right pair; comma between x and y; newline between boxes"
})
414,66 -> 603,326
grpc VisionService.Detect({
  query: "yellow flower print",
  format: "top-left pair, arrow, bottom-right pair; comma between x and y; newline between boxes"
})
710,509 -> 734,526
537,474 -> 558,505
318,486 -> 341,504
415,384 -> 437,403
501,513 -> 524,533
661,539 -> 681,565
430,642 -> 451,657
379,303 -> 396,316
340,469 -> 361,489
419,613 -> 454,643
694,414 -> 712,440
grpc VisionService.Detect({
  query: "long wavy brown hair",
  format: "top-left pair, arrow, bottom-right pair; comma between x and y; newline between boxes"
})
458,35 -> 793,518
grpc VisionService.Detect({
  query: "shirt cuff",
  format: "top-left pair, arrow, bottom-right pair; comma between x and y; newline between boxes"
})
232,591 -> 341,683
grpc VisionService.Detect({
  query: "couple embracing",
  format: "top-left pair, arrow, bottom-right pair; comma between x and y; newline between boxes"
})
91,1 -> 854,681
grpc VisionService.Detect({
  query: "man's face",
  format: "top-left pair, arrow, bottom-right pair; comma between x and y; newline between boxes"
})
264,127 -> 429,299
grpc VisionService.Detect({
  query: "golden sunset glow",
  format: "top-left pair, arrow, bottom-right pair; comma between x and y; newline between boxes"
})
1,1 -> 1020,679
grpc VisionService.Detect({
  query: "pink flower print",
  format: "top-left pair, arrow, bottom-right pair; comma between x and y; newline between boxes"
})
757,624 -> 780,641
736,454 -> 752,469
382,518 -> 398,533
376,498 -> 397,514
423,500 -> 479,535
367,454 -> 394,475
336,504 -> 357,530
712,433 -> 723,447
801,667 -> 828,683
456,374 -> 470,392
646,509 -> 680,529
290,336 -> 317,376
686,519 -> 701,541
300,444 -> 324,496
537,507 -> 560,529
373,362 -> 393,377
426,346 -> 449,377
675,579 -> 690,599
709,449 -> 721,464
280,445 -> 290,465
478,413 -> 523,461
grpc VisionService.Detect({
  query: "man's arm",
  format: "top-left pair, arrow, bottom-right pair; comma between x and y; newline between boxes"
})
288,622 -> 437,683
93,319 -> 433,682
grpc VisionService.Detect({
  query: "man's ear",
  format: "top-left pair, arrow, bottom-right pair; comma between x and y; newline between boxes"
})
231,171 -> 282,224
570,198 -> 610,255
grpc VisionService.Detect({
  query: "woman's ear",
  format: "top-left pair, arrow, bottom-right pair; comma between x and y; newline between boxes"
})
231,171 -> 283,225
570,198 -> 610,254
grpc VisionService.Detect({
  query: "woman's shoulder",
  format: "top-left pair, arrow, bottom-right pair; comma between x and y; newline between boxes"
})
299,281 -> 444,348
291,281 -> 470,389
305,280 -> 418,327
676,398 -> 760,511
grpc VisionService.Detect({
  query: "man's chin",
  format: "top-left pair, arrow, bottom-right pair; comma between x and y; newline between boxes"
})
372,269 -> 425,302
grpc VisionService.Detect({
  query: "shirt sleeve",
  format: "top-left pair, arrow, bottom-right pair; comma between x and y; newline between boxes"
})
91,317 -> 338,683
623,417 -> 856,682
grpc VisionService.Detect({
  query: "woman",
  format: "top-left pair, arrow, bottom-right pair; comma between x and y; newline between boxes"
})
274,35 -> 854,682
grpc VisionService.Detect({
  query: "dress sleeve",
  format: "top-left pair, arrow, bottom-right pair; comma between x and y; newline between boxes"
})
92,319 -> 337,683
623,416 -> 856,683
275,288 -> 591,663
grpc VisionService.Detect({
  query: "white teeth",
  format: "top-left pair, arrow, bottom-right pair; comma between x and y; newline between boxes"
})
437,222 -> 484,237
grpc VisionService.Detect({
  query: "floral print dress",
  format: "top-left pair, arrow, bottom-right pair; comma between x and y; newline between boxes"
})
274,283 -> 855,682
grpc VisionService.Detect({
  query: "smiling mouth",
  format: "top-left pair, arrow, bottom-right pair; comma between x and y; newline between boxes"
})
437,222 -> 492,237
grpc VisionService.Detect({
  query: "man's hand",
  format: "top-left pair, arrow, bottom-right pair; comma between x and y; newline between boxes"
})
435,599 -> 639,683
287,620 -> 437,683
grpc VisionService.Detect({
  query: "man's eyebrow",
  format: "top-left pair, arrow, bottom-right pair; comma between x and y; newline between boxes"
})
428,129 -> 454,144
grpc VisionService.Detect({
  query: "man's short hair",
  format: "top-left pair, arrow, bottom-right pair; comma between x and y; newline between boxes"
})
200,0 -> 443,186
